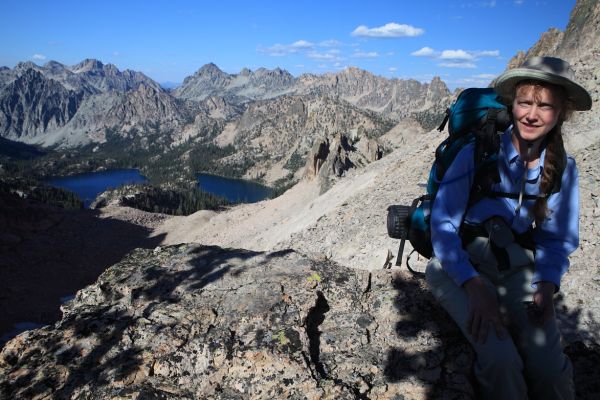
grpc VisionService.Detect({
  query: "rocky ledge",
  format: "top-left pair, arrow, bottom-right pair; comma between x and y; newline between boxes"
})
0,244 -> 476,399
1,244 -> 598,399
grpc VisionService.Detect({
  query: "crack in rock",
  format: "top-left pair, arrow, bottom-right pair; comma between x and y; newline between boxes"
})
304,290 -> 330,379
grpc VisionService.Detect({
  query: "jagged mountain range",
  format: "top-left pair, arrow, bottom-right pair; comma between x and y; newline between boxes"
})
0,58 -> 452,185
0,58 -> 450,148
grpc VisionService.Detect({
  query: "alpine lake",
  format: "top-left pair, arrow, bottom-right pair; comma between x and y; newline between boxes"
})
45,169 -> 272,208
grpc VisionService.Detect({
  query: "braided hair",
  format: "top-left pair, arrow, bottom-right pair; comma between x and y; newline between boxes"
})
512,80 -> 574,225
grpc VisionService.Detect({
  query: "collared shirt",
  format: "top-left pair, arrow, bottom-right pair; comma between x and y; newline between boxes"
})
430,127 -> 579,289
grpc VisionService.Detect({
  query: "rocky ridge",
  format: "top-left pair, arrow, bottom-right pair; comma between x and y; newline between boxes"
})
219,94 -> 393,184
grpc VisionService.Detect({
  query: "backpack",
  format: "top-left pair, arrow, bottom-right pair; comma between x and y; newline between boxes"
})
387,88 -> 513,274
387,87 -> 568,274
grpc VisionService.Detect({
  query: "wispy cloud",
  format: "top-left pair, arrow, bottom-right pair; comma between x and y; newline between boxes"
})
389,67 -> 397,72
459,1 -> 497,7
352,51 -> 379,58
514,0 -> 524,4
474,73 -> 498,79
258,40 -> 315,56
451,73 -> 498,87
351,22 -> 424,38
32,54 -> 46,60
474,50 -> 500,57
439,62 -> 477,68
319,39 -> 342,47
440,49 -> 475,60
411,47 -> 499,69
307,49 -> 343,61
411,47 -> 436,57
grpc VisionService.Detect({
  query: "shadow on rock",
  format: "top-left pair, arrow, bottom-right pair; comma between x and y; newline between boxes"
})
0,245 -> 296,399
0,207 -> 167,347
555,295 -> 600,399
383,271 -> 476,399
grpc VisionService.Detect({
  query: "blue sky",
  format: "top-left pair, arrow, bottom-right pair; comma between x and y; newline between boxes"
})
0,0 -> 575,90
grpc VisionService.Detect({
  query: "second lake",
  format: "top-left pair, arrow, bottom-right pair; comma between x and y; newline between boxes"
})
197,173 -> 272,203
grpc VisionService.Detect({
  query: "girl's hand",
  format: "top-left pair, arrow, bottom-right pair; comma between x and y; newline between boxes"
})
530,281 -> 556,326
464,276 -> 507,344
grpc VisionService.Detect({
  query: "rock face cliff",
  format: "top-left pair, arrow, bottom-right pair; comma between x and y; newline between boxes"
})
0,60 -> 197,147
0,69 -> 84,142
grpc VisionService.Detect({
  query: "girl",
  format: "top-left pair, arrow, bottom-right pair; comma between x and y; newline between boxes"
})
426,57 -> 592,399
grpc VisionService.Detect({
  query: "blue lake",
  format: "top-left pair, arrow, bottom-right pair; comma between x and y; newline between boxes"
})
197,173 -> 272,203
45,169 -> 148,208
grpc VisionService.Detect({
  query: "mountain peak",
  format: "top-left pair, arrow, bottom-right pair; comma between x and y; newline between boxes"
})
196,63 -> 225,76
71,59 -> 105,73
43,60 -> 66,71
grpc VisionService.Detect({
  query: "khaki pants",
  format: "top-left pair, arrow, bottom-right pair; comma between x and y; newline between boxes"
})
426,258 -> 573,399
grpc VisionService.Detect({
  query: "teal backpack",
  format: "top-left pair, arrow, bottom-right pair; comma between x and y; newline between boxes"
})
387,87 -> 512,273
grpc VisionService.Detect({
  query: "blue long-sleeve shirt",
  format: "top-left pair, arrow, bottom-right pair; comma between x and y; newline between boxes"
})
430,128 -> 579,289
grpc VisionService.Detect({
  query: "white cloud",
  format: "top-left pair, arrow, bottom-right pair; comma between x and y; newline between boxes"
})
307,49 -> 343,61
475,50 -> 500,57
32,54 -> 46,60
352,51 -> 379,58
440,49 -> 474,60
474,73 -> 497,79
291,40 -> 314,49
351,22 -> 424,38
411,47 -> 436,57
389,67 -> 397,72
439,62 -> 477,68
438,49 -> 499,61
258,40 -> 315,56
307,52 -> 335,60
514,0 -> 524,4
319,39 -> 342,47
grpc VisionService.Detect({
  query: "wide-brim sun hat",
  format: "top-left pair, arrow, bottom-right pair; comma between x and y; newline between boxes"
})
493,56 -> 592,111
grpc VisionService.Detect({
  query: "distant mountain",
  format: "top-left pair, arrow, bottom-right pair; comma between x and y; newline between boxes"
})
173,63 -> 452,124
0,57 -> 453,185
0,58 -> 452,150
0,59 -> 199,147
0,68 -> 84,142
173,63 -> 296,102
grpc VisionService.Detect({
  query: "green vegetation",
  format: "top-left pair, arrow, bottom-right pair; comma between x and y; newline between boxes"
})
0,178 -> 83,210
270,175 -> 297,199
413,109 -> 446,132
307,273 -> 322,283
117,185 -> 229,215
283,151 -> 305,174
272,330 -> 289,345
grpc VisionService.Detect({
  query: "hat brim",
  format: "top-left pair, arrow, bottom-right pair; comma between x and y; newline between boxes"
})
494,68 -> 592,111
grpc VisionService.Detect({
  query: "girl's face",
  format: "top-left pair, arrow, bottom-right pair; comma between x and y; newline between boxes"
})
512,83 -> 563,143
